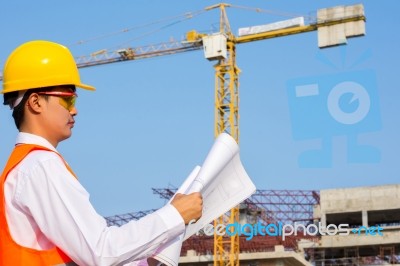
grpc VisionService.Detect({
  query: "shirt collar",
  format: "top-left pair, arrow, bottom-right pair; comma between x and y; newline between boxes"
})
15,132 -> 58,153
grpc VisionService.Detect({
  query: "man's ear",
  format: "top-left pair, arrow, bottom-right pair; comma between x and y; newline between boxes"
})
26,93 -> 44,113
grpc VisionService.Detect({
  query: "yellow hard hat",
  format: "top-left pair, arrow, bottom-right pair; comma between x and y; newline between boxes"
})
1,40 -> 95,94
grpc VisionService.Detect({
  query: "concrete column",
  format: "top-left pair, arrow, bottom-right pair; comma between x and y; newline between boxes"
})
362,210 -> 368,227
321,213 -> 327,228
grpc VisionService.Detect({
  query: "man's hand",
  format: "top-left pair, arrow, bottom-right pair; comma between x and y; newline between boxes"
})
171,192 -> 203,224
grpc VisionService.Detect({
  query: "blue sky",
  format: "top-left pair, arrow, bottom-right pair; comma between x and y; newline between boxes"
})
1,0 -> 399,216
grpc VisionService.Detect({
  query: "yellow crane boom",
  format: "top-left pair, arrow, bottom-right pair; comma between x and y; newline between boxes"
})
0,5 -> 365,80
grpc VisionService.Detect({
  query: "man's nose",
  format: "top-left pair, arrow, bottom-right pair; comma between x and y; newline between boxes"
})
70,106 -> 78,116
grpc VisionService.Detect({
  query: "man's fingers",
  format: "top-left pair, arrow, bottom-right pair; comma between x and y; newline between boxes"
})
171,192 -> 204,224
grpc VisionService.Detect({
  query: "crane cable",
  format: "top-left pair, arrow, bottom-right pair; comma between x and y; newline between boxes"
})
71,4 -> 314,57
230,4 -> 315,22
115,9 -> 206,50
69,9 -> 207,49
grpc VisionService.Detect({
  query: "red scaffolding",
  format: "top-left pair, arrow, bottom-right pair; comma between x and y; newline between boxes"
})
105,188 -> 321,254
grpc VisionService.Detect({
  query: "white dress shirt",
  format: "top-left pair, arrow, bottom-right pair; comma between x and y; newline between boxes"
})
4,132 -> 185,266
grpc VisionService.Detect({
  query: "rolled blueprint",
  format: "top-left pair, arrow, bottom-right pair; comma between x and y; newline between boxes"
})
185,132 -> 238,194
153,133 -> 256,266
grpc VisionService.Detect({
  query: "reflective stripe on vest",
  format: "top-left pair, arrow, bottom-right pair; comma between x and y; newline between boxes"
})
0,144 -> 75,265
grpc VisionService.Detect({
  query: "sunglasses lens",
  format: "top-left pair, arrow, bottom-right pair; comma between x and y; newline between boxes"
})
59,96 -> 76,111
37,91 -> 77,111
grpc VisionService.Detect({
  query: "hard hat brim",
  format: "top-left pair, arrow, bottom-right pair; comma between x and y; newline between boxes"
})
76,83 -> 96,91
1,83 -> 96,94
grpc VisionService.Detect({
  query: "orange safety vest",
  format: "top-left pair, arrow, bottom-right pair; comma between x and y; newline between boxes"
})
0,144 -> 75,266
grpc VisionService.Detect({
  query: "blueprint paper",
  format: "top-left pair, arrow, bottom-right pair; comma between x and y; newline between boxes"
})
153,133 -> 256,266
184,132 -> 238,194
168,166 -> 201,204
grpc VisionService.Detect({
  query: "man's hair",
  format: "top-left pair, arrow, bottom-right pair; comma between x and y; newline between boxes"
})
3,88 -> 52,130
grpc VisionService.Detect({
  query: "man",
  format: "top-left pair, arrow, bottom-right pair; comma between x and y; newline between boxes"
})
0,40 -> 202,265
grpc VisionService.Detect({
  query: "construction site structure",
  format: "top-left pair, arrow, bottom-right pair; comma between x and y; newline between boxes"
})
106,184 -> 400,265
107,188 -> 321,265
0,3 -> 367,265
304,184 -> 400,265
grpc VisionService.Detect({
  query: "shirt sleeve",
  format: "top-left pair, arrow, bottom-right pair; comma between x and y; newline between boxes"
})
14,153 -> 185,266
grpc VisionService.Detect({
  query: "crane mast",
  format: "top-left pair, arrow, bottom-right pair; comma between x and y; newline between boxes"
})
209,4 -> 240,266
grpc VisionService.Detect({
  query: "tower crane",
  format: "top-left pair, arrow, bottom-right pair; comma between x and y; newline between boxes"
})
0,3 -> 366,265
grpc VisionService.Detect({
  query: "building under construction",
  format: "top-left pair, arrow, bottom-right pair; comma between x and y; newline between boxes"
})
106,184 -> 400,265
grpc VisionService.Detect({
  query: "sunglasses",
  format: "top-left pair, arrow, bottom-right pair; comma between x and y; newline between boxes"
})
37,91 -> 78,111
